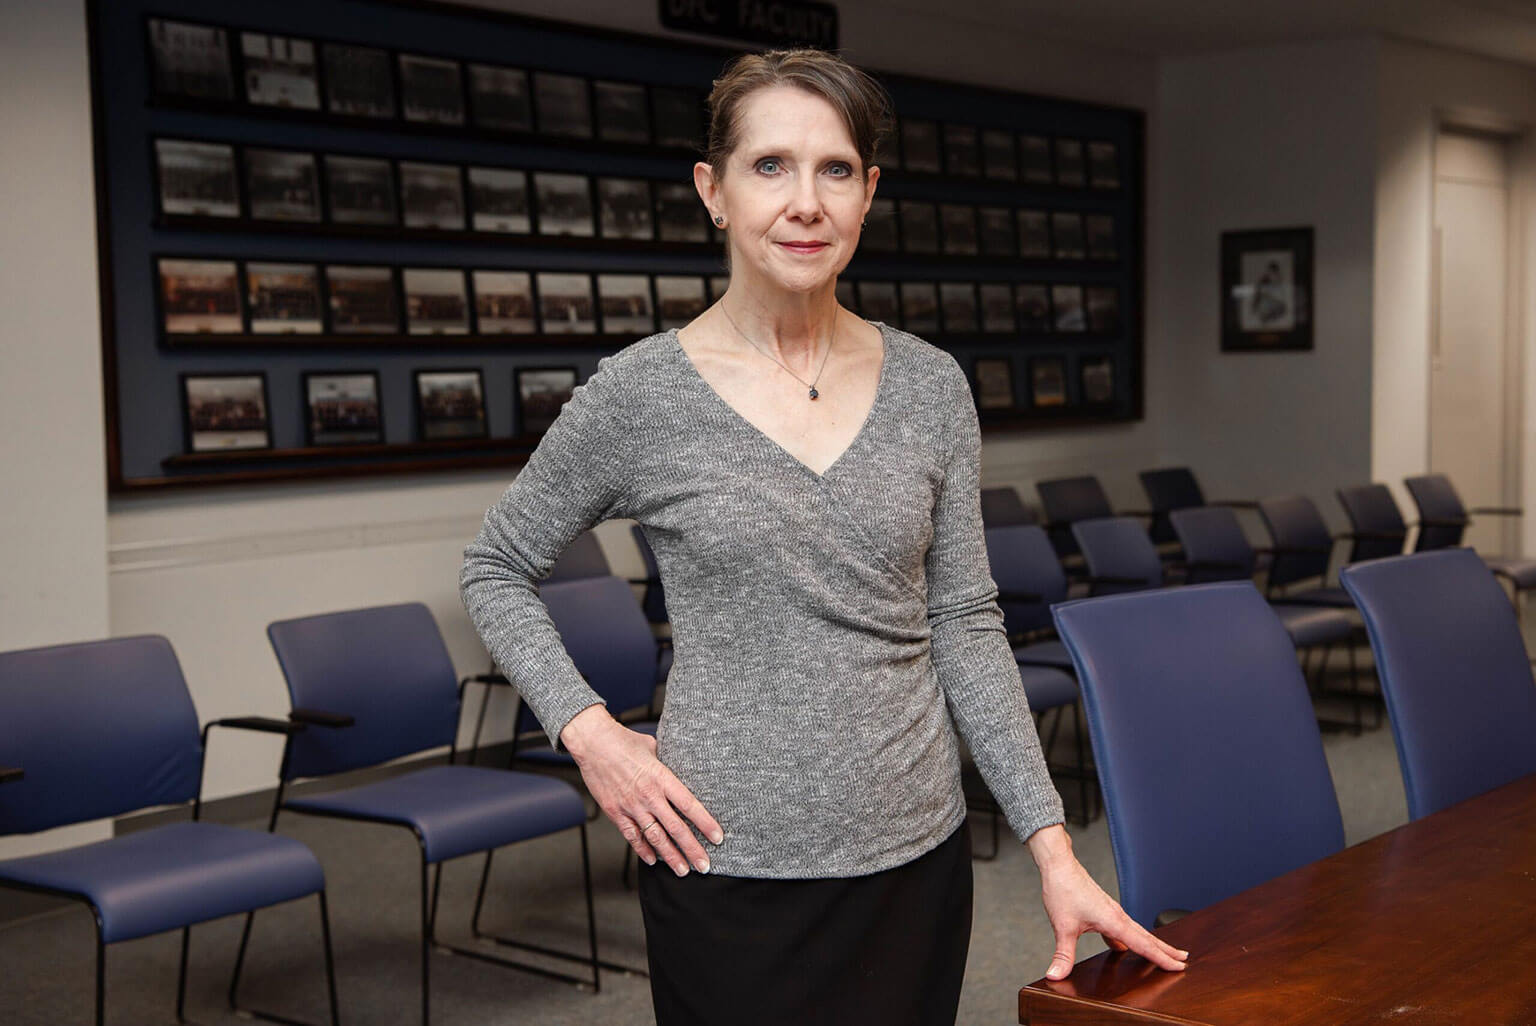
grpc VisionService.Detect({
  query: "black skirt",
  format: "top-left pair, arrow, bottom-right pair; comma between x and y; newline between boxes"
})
637,826 -> 973,1026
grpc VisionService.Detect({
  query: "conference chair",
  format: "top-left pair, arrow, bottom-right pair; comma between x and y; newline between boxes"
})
1402,473 -> 1536,598
1256,495 -> 1353,608
1341,549 -> 1536,819
0,636 -> 339,1026
547,529 -> 610,580
980,485 -> 1037,528
1051,583 -> 1346,928
1070,516 -> 1165,595
1035,475 -> 1115,563
264,603 -> 598,1026
1335,483 -> 1409,563
629,524 -> 670,627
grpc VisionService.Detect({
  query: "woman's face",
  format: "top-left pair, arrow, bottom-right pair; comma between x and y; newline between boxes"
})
699,85 -> 879,297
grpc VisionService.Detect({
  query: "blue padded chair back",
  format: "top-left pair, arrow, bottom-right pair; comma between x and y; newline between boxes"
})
1170,506 -> 1256,583
985,524 -> 1068,636
1052,583 -> 1345,927
630,524 -> 669,624
1071,517 -> 1162,594
1036,476 -> 1113,558
1340,549 -> 1536,819
0,636 -> 202,834
1336,484 -> 1408,563
1403,474 -> 1468,552
1258,495 -> 1333,588
980,486 -> 1036,528
1139,467 -> 1205,545
547,530 -> 609,581
541,575 -> 657,718
268,603 -> 460,780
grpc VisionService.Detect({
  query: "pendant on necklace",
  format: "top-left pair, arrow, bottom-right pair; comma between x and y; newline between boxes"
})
808,387 -> 819,400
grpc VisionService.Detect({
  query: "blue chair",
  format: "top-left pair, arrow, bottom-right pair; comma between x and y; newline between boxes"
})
547,529 -> 609,580
1335,484 -> 1409,564
1137,467 -> 1205,547
1341,549 -> 1536,819
0,636 -> 339,1026
1070,517 -> 1164,595
629,524 -> 670,627
1402,473 -> 1536,597
1036,475 -> 1114,563
1052,583 -> 1345,928
980,485 -> 1037,528
265,603 -> 597,1026
1257,495 -> 1353,607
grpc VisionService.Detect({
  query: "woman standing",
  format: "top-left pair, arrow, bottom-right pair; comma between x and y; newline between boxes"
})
461,48 -> 1185,1026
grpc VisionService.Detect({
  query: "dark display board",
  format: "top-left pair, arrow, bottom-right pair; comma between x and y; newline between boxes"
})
89,0 -> 1144,489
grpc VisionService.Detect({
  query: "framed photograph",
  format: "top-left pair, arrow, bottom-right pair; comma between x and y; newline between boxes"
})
325,265 -> 399,334
1051,283 -> 1086,332
533,71 -> 593,139
940,204 -> 978,256
835,279 -> 858,313
597,178 -> 654,240
1029,356 -> 1068,407
978,207 -> 1015,258
181,373 -> 270,451
972,357 -> 1015,412
857,281 -> 900,326
246,262 -> 322,334
900,119 -> 941,174
939,282 -> 979,333
1017,210 -> 1051,259
899,281 -> 939,334
303,371 -> 383,446
154,139 -> 239,218
1087,141 -> 1120,189
655,183 -> 707,243
1221,227 -> 1313,351
414,369 -> 486,440
655,275 -> 707,330
533,172 -> 594,237
1086,285 -> 1122,334
245,148 -> 320,222
403,268 -> 470,335
536,272 -> 597,333
708,275 -> 731,302
862,198 -> 900,252
652,87 -> 703,148
515,367 -> 578,435
159,258 -> 242,334
467,64 -> 532,131
147,19 -> 234,101
1051,211 -> 1085,260
1080,356 -> 1115,405
594,80 -> 651,143
979,283 -> 1016,333
324,155 -> 397,226
1019,135 -> 1053,185
1015,283 -> 1052,333
240,33 -> 319,110
398,54 -> 465,125
982,129 -> 1018,181
1054,138 -> 1087,187
322,44 -> 394,118
472,270 -> 535,334
942,124 -> 980,177
1085,214 -> 1118,261
467,167 -> 530,233
399,161 -> 465,230
597,274 -> 656,335
899,201 -> 939,254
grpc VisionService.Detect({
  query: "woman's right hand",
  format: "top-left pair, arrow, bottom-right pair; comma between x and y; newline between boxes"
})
560,704 -> 722,877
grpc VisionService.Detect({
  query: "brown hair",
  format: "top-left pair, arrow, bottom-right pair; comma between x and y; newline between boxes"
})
705,49 -> 893,182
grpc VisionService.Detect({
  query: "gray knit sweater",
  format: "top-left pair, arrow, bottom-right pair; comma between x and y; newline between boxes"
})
460,322 -> 1064,878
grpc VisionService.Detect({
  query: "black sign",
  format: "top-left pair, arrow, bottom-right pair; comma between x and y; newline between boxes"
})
660,0 -> 838,51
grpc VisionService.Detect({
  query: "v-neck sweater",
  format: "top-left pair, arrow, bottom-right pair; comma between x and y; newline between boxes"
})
461,322 -> 1064,878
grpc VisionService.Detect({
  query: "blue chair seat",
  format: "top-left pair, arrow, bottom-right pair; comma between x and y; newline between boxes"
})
1012,639 -> 1073,669
516,721 -> 658,768
1018,665 -> 1078,710
284,765 -> 585,864
1271,604 -> 1354,649
1486,556 -> 1536,589
0,821 -> 322,944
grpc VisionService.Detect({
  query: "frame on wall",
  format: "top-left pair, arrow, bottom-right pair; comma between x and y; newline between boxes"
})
1220,226 -> 1313,352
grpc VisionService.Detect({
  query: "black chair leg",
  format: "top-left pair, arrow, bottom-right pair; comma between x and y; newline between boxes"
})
420,857 -> 432,1026
177,925 -> 192,1023
318,891 -> 342,1026
95,922 -> 106,1026
229,899 -> 340,1026
580,824 -> 601,994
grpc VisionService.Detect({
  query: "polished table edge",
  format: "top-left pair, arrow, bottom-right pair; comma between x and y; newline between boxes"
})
1020,986 -> 1207,1025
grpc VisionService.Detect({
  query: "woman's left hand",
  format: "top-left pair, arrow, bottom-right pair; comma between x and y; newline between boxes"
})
1027,824 -> 1188,981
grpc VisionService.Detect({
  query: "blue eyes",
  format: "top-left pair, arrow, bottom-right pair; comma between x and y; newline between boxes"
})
755,159 -> 853,177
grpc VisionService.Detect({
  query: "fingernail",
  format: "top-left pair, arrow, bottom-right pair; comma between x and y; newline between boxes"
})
672,862 -> 689,878
696,858 -> 710,873
643,855 -> 656,866
1178,950 -> 1189,959
710,830 -> 724,844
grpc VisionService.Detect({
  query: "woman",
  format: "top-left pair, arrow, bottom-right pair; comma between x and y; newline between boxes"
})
461,48 -> 1186,1026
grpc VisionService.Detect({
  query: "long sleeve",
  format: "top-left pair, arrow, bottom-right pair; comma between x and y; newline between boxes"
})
925,370 -> 1065,842
459,358 -> 634,749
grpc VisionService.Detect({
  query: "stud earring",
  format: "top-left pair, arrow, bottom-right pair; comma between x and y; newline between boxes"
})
714,215 -> 725,226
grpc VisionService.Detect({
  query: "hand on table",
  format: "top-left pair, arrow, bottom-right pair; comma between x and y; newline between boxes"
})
560,704 -> 722,878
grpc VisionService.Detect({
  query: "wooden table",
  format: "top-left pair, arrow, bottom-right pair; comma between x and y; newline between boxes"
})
1019,773 -> 1536,1025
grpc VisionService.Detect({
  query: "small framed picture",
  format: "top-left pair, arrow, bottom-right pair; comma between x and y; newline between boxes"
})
982,129 -> 1018,181
533,172 -> 595,237
597,178 -> 655,240
533,71 -> 593,139
154,139 -> 239,218
324,155 -> 397,226
159,258 -> 243,334
181,373 -> 270,451
594,80 -> 651,143
1221,227 -> 1313,351
708,275 -> 731,302
468,167 -> 531,233
1019,135 -> 1054,185
942,124 -> 980,177
467,64 -> 532,131
1017,210 -> 1051,259
414,369 -> 487,440
972,357 -> 1015,412
900,119 -> 941,174
1085,214 -> 1118,261
1080,356 -> 1115,406
245,148 -> 320,223
240,33 -> 319,110
655,183 -> 708,243
899,281 -> 940,334
1087,142 -> 1120,189
939,282 -> 979,333
1051,212 -> 1085,260
400,161 -> 466,230
536,272 -> 597,333
1086,285 -> 1122,335
326,265 -> 400,334
1051,284 -> 1086,332
651,87 -> 702,148
899,200 -> 939,254
979,283 -> 1016,333
835,279 -> 858,313
655,276 -> 707,330
304,371 -> 383,446
597,274 -> 656,335
246,262 -> 322,334
1015,283 -> 1052,333
403,268 -> 470,335
978,207 -> 1015,257
940,204 -> 978,256
398,54 -> 465,125
515,367 -> 578,435
1054,138 -> 1086,187
862,198 -> 900,252
472,270 -> 535,334
1029,356 -> 1068,408
857,281 -> 900,326
322,44 -> 394,118
147,19 -> 234,101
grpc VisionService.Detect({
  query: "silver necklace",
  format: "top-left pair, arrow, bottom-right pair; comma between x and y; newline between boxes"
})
718,302 -> 835,400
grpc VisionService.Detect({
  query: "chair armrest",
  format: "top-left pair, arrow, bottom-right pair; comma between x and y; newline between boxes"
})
625,575 -> 662,586
1337,531 -> 1406,542
996,589 -> 1044,604
208,716 -> 306,736
288,708 -> 356,729
1471,506 -> 1522,517
1118,508 -> 1154,519
1212,499 -> 1259,510
1185,559 -> 1248,573
1412,517 -> 1470,529
1089,575 -> 1156,587
1257,545 -> 1334,556
461,672 -> 512,687
0,767 -> 22,784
